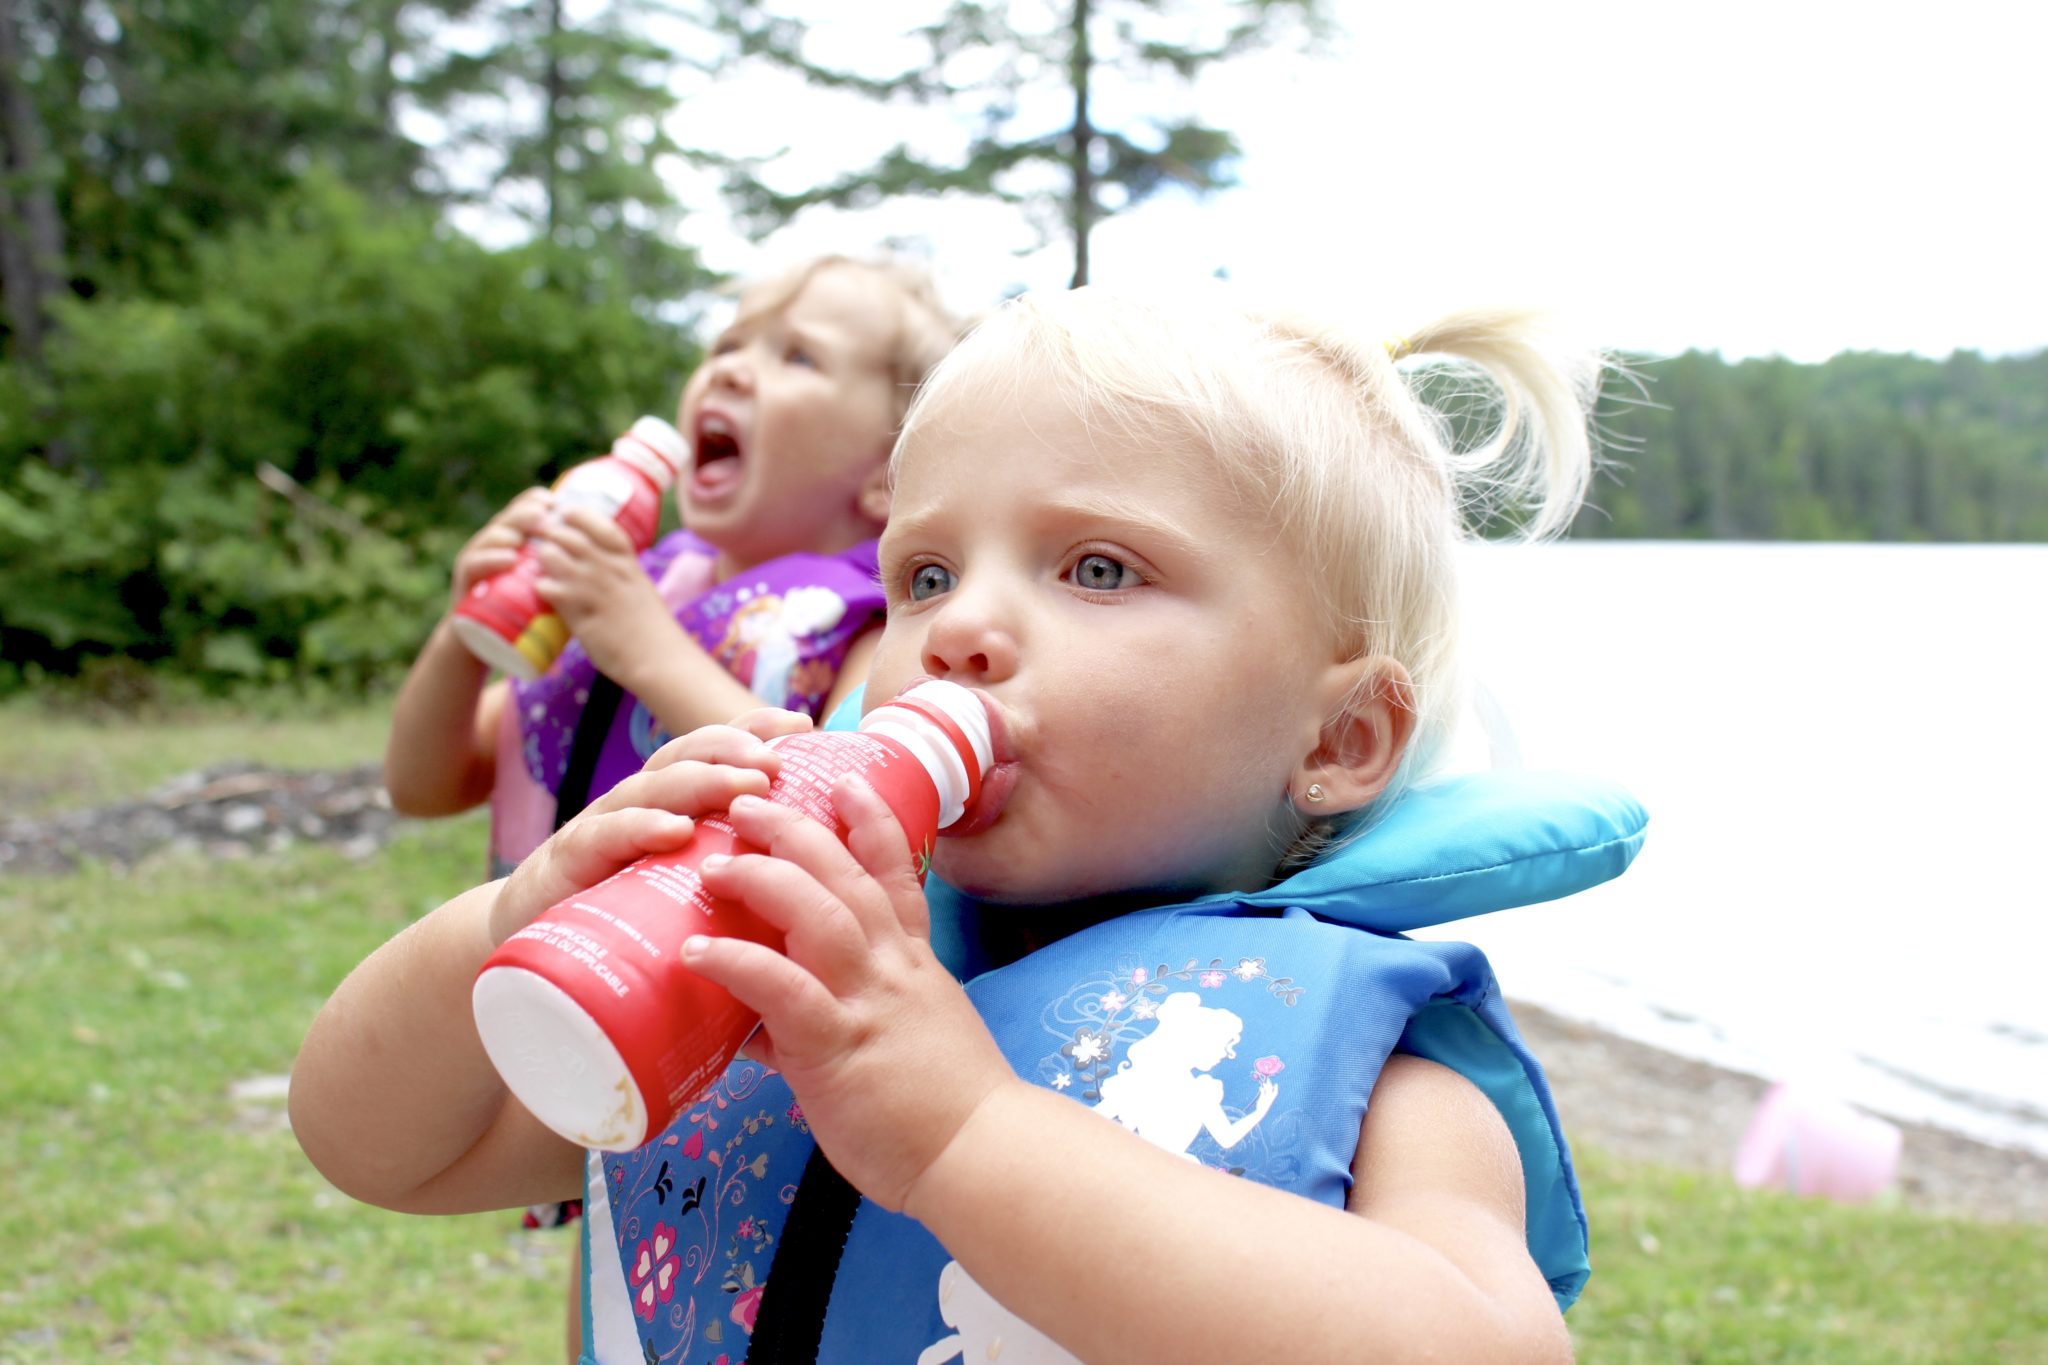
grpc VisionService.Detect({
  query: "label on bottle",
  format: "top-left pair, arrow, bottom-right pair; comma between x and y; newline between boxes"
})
552,459 -> 637,519
475,729 -> 945,1149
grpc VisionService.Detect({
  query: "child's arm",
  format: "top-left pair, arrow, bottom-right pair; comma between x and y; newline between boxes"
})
383,489 -> 552,817
291,715 -> 806,1216
685,785 -> 1574,1364
531,506 -> 879,734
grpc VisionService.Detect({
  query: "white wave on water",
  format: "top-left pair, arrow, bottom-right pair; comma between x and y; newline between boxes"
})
1412,541 -> 2048,1157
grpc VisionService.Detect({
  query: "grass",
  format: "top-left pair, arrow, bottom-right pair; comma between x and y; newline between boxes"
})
3,695 -> 2044,1360
1572,1146 -> 2048,1362
0,819 -> 563,1362
0,691 -> 395,818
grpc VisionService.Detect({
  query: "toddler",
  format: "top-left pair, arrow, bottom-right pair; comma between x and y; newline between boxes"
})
383,254 -> 965,874
298,286 -> 1643,1363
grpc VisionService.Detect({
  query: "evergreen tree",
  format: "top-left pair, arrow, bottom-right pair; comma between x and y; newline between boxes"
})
411,0 -> 710,305
705,0 -> 1329,285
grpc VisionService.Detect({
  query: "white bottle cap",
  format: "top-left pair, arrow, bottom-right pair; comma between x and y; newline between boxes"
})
616,416 -> 687,483
858,680 -> 993,830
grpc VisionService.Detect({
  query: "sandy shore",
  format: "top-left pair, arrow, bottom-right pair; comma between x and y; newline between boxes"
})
1510,1001 -> 2048,1224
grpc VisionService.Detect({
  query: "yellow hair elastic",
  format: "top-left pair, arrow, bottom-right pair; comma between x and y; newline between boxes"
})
1384,336 -> 1413,361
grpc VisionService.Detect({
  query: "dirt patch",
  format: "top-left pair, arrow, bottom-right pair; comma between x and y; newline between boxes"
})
0,762 -> 401,876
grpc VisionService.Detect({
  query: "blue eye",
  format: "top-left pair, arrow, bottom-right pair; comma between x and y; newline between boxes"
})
1071,553 -> 1139,591
786,344 -> 817,368
909,563 -> 955,600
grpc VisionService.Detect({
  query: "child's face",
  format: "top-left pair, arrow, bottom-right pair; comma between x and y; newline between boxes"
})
868,392 -> 1339,906
676,266 -> 902,570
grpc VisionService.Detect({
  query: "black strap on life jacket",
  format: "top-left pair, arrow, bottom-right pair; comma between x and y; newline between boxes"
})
552,673 -> 628,829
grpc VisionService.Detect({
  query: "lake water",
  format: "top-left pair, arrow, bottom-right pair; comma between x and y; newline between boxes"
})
1410,541 -> 2048,1157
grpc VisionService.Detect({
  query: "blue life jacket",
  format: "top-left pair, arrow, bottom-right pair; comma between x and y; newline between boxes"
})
578,696 -> 1646,1364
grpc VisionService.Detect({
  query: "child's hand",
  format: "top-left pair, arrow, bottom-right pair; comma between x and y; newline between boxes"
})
530,504 -> 675,678
687,777 -> 1019,1213
450,487 -> 553,609
485,709 -> 813,947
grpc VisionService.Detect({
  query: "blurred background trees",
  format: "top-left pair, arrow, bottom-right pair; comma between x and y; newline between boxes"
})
706,0 -> 1329,286
1,0 -> 2044,698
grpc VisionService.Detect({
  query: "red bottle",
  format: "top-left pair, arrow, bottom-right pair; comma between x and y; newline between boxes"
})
472,681 -> 993,1151
450,416 -> 687,680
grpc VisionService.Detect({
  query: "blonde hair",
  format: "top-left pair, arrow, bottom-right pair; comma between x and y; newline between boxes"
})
897,286 -> 1604,814
729,254 -> 970,426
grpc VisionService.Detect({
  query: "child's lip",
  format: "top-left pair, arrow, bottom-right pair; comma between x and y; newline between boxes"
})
945,762 -> 1014,838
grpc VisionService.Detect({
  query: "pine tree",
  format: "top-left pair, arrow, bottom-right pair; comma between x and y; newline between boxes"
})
705,0 -> 1330,285
411,0 -> 711,304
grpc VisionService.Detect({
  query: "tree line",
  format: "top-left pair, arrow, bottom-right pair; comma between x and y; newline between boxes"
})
1572,347 -> 2048,543
1,1 -> 2042,698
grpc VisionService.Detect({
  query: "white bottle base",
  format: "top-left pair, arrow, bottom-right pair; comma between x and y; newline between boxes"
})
472,966 -> 649,1151
448,616 -> 543,681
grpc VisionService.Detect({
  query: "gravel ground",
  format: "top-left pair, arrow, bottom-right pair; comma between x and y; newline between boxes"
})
0,761 -> 399,876
5,764 -> 2040,1223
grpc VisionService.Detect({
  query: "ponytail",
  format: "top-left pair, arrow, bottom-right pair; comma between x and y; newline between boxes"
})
1392,308 -> 1604,542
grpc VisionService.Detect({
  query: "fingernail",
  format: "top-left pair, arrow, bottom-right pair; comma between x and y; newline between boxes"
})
700,854 -> 729,873
730,794 -> 765,814
682,935 -> 710,958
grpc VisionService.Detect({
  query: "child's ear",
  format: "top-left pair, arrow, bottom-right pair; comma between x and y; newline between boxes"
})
1292,657 -> 1416,815
856,463 -> 891,526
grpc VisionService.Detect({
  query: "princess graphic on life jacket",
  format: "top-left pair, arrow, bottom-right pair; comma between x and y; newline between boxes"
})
1093,991 -> 1279,1159
714,585 -> 850,709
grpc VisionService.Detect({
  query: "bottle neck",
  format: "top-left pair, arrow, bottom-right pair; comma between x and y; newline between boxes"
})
606,438 -> 677,490
859,683 -> 992,831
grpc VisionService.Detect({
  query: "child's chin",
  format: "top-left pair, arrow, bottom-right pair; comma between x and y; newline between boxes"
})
930,846 -> 1106,909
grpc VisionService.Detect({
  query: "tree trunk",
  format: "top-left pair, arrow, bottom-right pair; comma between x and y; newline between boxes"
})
544,0 -> 563,244
1066,0 -> 1094,288
0,0 -> 67,370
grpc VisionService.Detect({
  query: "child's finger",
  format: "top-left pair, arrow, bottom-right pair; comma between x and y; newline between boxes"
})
529,529 -> 596,578
459,547 -> 520,584
730,708 -> 814,742
499,486 -> 553,526
697,850 -> 875,993
590,755 -> 773,821
633,724 -> 786,779
833,776 -> 934,943
555,505 -> 636,553
722,793 -> 906,948
489,807 -> 700,946
679,933 -> 845,1057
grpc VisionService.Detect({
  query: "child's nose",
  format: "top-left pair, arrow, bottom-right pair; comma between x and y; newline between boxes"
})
707,348 -> 754,394
919,597 -> 1018,685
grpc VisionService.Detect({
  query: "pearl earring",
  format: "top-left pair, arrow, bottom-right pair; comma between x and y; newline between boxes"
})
1305,783 -> 1327,804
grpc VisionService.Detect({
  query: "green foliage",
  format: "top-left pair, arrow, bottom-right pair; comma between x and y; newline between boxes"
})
412,0 -> 714,306
1576,349 -> 2048,542
18,0 -> 430,299
0,173 -> 697,693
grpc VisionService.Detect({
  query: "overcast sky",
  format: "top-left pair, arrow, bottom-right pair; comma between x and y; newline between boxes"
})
648,0 -> 2045,362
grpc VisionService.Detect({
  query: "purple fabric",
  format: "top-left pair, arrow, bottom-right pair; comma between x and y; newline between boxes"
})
511,532 -> 885,801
